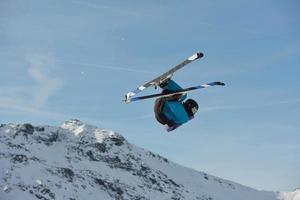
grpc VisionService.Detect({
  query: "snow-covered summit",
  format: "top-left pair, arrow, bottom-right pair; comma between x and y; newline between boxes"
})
61,119 -> 124,143
0,119 -> 286,200
280,188 -> 300,200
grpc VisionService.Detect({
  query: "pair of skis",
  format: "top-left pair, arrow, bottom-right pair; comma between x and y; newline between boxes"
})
123,52 -> 225,103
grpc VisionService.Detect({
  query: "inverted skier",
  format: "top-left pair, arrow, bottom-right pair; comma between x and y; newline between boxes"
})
124,52 -> 224,132
154,79 -> 199,132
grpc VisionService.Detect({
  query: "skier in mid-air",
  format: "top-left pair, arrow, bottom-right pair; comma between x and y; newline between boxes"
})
154,79 -> 198,131
124,52 -> 224,132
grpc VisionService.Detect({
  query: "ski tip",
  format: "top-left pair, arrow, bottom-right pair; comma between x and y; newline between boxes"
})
210,81 -> 225,86
123,92 -> 135,103
197,52 -> 204,58
188,52 -> 204,61
122,96 -> 130,103
217,82 -> 225,86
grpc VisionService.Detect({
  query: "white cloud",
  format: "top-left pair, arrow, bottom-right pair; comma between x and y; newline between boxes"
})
25,52 -> 63,108
0,51 -> 64,119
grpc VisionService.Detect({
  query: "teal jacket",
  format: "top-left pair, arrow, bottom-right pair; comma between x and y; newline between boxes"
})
161,80 -> 189,125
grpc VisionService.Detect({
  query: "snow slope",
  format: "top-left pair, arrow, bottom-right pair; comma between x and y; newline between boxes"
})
0,119 -> 283,200
280,189 -> 300,200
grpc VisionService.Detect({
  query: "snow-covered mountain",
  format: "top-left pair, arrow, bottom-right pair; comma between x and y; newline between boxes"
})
280,188 -> 300,200
0,119 -> 286,200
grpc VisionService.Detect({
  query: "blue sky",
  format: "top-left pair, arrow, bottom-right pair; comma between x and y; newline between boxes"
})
1,0 -> 299,192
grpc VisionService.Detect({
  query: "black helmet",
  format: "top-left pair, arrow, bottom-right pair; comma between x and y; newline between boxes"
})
184,99 -> 199,117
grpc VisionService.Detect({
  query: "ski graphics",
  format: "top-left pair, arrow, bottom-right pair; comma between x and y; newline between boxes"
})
127,82 -> 225,103
124,52 -> 204,103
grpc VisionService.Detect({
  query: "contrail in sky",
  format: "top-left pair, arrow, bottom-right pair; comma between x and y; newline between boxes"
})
56,59 -> 155,74
0,52 -> 156,74
69,0 -> 139,16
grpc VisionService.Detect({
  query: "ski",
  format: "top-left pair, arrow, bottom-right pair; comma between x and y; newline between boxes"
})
125,82 -> 225,103
124,52 -> 204,103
